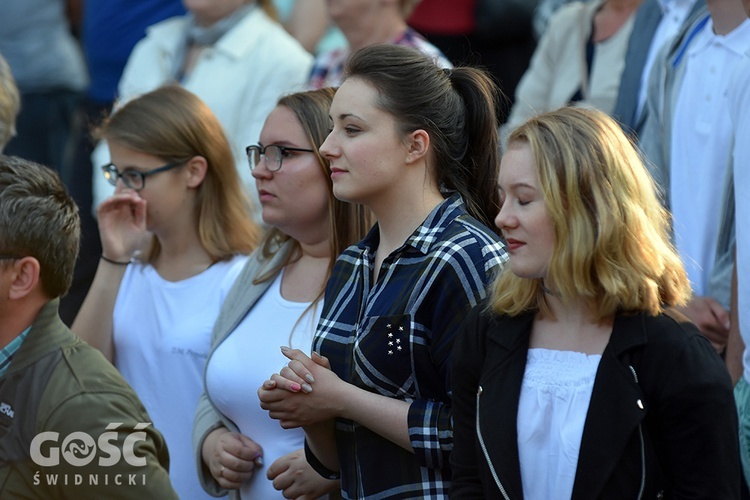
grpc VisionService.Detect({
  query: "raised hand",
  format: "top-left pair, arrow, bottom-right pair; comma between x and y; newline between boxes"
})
96,191 -> 150,261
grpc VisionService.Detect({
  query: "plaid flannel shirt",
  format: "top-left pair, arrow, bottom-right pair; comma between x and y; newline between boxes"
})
307,27 -> 452,90
313,194 -> 508,499
0,327 -> 29,377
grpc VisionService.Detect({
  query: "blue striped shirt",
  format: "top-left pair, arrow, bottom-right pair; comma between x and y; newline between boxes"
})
313,194 -> 508,499
0,327 -> 30,377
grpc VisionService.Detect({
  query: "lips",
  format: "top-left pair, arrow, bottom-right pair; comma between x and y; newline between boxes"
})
504,238 -> 525,252
257,189 -> 275,201
330,167 -> 347,179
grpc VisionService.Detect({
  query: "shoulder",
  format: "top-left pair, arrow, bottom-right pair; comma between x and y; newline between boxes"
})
627,310 -> 730,388
39,340 -> 151,425
435,214 -> 508,271
546,0 -> 598,30
142,15 -> 187,43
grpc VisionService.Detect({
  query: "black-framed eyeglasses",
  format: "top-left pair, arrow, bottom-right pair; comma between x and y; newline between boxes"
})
100,161 -> 184,191
246,144 -> 315,172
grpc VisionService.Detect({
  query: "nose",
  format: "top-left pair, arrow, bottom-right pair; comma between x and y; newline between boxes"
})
494,200 -> 516,232
114,177 -> 132,194
251,156 -> 273,180
318,131 -> 337,160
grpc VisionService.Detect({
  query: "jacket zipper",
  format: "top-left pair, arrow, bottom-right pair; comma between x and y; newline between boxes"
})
476,386 -> 511,500
628,365 -> 646,500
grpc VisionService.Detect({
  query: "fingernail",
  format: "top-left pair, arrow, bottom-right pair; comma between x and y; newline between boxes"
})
255,456 -> 264,466
301,383 -> 313,393
264,380 -> 275,389
290,383 -> 301,392
280,346 -> 290,352
305,374 -> 315,383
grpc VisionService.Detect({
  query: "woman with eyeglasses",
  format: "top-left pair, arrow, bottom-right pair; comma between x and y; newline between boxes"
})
72,85 -> 260,500
193,87 -> 372,499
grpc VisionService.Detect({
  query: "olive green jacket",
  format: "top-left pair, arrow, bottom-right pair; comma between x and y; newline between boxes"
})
0,299 -> 178,499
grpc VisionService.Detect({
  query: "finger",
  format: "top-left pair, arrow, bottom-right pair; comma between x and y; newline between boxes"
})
220,452 -> 256,474
131,196 -> 147,225
707,301 -> 731,331
312,351 -> 331,369
221,466 -> 253,482
267,455 -> 292,480
270,468 -> 294,491
218,465 -> 253,487
271,372 -> 304,393
280,366 -> 312,392
280,346 -> 313,365
262,379 -> 277,390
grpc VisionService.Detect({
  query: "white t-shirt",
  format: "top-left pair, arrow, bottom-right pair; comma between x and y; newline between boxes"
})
670,17 -> 750,295
518,348 -> 601,499
206,271 -> 321,499
113,255 -> 249,500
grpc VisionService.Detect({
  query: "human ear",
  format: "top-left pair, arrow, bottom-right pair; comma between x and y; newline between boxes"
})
8,257 -> 41,300
405,129 -> 430,165
185,155 -> 208,188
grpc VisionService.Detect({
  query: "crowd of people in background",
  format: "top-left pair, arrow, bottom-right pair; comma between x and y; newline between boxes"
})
1,0 -> 749,497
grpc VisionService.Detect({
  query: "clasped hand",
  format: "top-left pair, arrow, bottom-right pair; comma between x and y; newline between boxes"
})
258,348 -> 341,428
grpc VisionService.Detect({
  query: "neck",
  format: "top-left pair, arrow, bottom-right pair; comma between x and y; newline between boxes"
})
0,298 -> 44,350
708,0 -> 748,35
604,0 -> 640,9
543,294 -> 594,325
341,15 -> 407,52
153,223 -> 214,281
371,189 -> 444,258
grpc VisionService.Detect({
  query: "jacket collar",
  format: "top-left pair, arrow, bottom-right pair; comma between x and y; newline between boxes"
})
482,310 -> 651,499
148,7 -> 276,62
8,299 -> 72,374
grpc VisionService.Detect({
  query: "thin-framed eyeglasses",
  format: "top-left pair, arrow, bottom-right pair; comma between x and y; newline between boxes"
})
100,161 -> 185,191
246,144 -> 315,172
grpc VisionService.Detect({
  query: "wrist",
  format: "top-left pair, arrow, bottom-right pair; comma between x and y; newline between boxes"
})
100,254 -> 131,265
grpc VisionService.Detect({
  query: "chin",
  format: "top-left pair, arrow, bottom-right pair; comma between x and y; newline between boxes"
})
509,263 -> 544,280
331,184 -> 360,205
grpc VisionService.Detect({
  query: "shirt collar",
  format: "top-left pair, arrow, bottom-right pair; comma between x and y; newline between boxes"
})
658,0 -> 698,14
688,17 -> 750,59
0,327 -> 31,377
358,193 -> 467,255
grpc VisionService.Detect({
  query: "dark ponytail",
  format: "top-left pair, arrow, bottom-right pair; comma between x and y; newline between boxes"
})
344,44 -> 502,233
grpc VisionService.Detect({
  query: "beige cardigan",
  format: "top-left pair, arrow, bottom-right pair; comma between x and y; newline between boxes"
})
501,0 -> 635,146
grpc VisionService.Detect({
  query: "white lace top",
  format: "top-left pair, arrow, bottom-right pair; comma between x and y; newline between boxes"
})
517,348 -> 602,499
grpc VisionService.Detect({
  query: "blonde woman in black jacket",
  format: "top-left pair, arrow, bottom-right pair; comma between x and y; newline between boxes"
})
450,106 -> 740,499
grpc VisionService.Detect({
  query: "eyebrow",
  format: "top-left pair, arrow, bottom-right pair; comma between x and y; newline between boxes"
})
499,182 -> 536,192
330,112 -> 364,121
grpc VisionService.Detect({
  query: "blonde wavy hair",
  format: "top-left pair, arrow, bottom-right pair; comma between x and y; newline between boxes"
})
491,106 -> 690,321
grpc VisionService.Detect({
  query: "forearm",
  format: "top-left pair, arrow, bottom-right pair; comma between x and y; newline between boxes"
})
70,259 -> 126,361
304,421 -> 340,473
336,382 -> 413,452
727,262 -> 744,385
